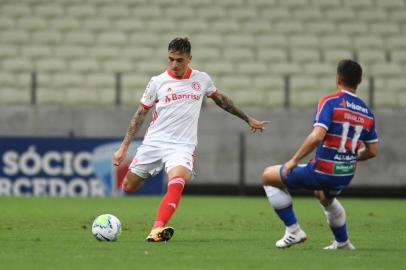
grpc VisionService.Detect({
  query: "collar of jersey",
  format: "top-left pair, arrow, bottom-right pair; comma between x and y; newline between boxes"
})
167,67 -> 192,80
341,89 -> 358,97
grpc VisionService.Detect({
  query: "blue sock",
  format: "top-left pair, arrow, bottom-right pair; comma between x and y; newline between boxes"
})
331,224 -> 348,243
274,205 -> 297,227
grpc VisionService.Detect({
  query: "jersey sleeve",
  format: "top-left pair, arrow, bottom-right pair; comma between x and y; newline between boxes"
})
364,116 -> 379,144
313,98 -> 333,130
140,77 -> 158,109
202,72 -> 218,97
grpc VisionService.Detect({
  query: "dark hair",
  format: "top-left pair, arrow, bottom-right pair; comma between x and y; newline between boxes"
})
337,59 -> 362,89
168,37 -> 191,55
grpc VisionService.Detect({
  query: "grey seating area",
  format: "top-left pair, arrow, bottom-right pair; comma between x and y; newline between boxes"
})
0,0 -> 406,107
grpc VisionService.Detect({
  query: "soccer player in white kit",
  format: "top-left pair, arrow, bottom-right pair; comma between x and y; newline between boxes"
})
112,37 -> 270,242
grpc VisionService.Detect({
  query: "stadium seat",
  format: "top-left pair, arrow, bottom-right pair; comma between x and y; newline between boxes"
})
98,5 -> 129,18
34,5 -> 64,18
192,47 -> 221,61
370,22 -> 400,36
1,30 -> 30,44
274,21 -> 304,34
376,0 -> 405,9
17,17 -> 47,31
223,48 -> 254,62
228,8 -> 257,20
358,9 -> 387,22
236,62 -> 268,75
305,21 -> 336,35
132,6 -> 161,18
224,35 -> 256,48
89,46 -> 119,60
32,30 -> 62,45
70,59 -> 101,73
289,35 -> 319,48
178,20 -> 209,33
0,73 -> 18,87
51,17 -> 81,31
390,50 -> 406,64
2,4 -> 32,16
123,74 -> 149,90
323,49 -> 353,64
253,76 -> 285,91
269,62 -> 302,75
67,5 -> 97,18
320,35 -> 352,49
83,18 -> 112,31
121,47 -> 155,60
357,49 -> 387,65
370,63 -> 403,77
85,73 -> 115,88
98,32 -> 127,46
353,36 -> 385,49
0,45 -> 18,58
146,19 -> 178,33
386,36 -> 406,49
241,20 -> 272,33
310,0 -> 340,7
0,89 -> 31,104
52,73 -> 85,87
338,21 -> 368,35
292,8 -> 322,20
194,34 -> 223,46
325,9 -> 356,21
135,61 -> 166,75
129,33 -> 160,46
278,0 -> 309,8
0,16 -> 15,30
55,46 -> 87,59
2,58 -> 34,72
291,49 -> 320,63
257,49 -> 288,62
304,62 -> 336,76
220,76 -> 252,90
210,21 -> 240,33
215,0 -> 244,7
102,60 -> 134,73
114,18 -> 145,32
21,45 -> 53,59
260,7 -> 291,21
197,8 -> 226,19
390,10 -> 406,22
256,35 -> 288,48
36,58 -> 67,72
65,31 -> 95,45
202,62 -> 234,75
342,0 -> 373,8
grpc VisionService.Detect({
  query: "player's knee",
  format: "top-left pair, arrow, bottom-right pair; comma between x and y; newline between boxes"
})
261,166 -> 278,186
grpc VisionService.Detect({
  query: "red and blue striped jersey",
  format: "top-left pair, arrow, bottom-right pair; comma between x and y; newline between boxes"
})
313,90 -> 378,178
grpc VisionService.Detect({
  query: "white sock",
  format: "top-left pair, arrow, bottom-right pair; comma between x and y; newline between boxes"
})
322,198 -> 346,228
263,186 -> 292,209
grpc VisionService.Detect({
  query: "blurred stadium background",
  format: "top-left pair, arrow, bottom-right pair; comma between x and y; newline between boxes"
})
0,0 -> 405,197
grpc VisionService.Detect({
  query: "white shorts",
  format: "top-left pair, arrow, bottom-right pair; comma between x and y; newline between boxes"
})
128,143 -> 196,179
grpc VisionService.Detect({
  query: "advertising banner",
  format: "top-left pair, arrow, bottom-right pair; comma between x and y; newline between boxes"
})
0,137 -> 163,197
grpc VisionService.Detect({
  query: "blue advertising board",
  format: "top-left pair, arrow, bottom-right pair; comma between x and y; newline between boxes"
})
0,137 -> 163,196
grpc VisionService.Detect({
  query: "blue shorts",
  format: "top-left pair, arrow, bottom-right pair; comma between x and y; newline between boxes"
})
280,163 -> 353,198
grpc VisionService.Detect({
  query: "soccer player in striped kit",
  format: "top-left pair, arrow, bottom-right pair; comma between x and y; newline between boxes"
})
113,37 -> 269,242
262,59 -> 378,249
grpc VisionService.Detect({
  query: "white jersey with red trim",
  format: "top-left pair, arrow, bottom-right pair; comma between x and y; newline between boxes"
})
139,67 -> 217,146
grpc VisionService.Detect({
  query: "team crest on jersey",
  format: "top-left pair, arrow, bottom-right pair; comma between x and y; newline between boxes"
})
340,99 -> 346,108
191,82 -> 201,91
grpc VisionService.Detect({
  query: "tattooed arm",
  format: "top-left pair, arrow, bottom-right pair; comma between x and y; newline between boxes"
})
210,92 -> 270,132
112,104 -> 150,166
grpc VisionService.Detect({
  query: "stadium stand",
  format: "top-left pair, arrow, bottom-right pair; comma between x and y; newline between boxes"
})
0,0 -> 405,107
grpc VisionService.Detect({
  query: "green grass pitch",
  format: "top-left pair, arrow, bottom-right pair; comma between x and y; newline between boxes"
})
0,196 -> 405,270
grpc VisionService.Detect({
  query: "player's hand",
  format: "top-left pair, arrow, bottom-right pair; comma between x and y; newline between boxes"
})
112,147 -> 127,166
247,117 -> 270,133
282,159 -> 297,178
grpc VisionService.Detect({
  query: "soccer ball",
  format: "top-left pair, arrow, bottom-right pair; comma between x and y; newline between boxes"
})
91,214 -> 122,241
